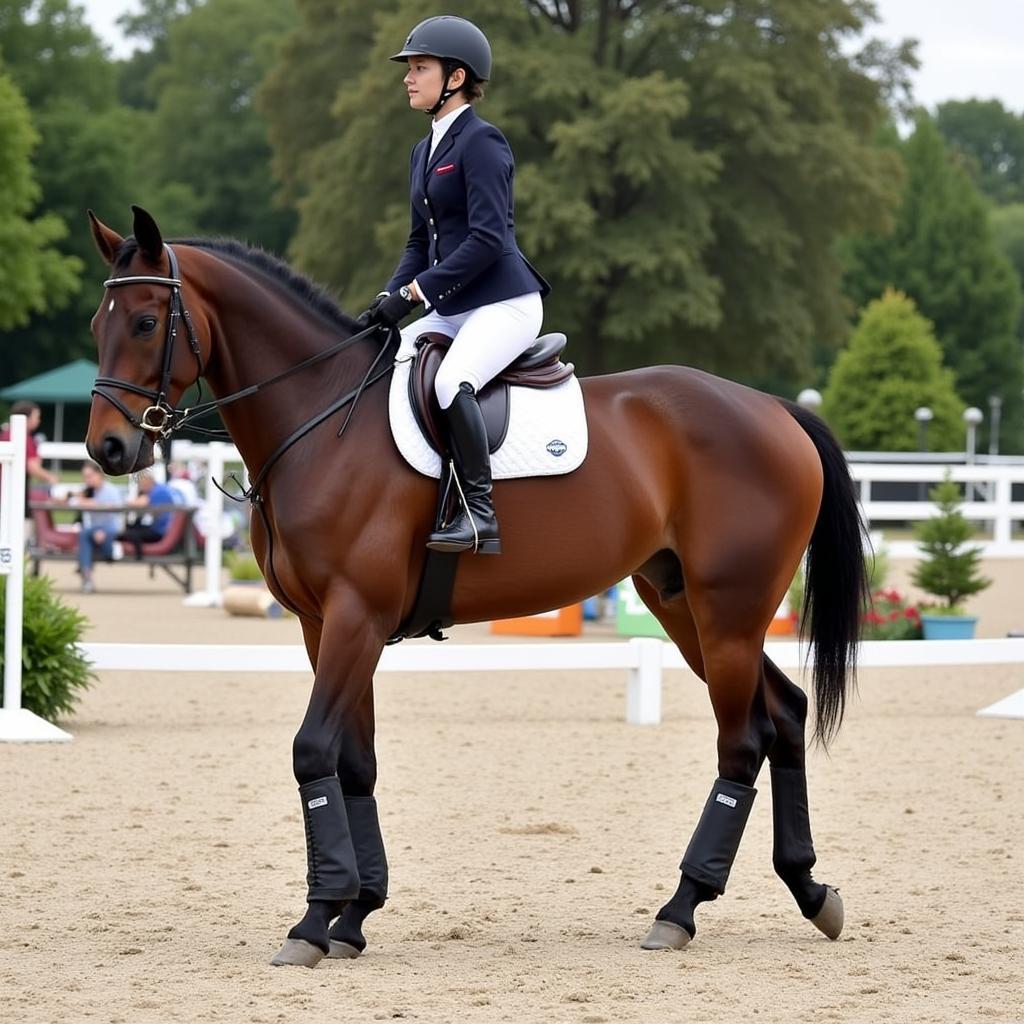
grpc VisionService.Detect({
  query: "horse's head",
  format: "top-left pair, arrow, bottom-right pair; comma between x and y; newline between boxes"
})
86,206 -> 212,475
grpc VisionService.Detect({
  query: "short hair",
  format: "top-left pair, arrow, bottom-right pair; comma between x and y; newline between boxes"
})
461,73 -> 484,102
11,400 -> 39,417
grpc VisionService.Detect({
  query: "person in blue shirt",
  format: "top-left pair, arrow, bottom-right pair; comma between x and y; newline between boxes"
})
360,16 -> 550,557
118,470 -> 179,554
72,461 -> 123,594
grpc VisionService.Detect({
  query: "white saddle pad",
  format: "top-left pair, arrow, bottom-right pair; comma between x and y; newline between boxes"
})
388,358 -> 588,480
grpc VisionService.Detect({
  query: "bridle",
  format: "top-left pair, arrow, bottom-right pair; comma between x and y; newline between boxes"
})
92,241 -> 396,501
93,243 -> 205,439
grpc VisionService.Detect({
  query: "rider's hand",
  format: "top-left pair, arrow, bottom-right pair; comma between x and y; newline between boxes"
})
373,286 -> 420,328
355,292 -> 389,329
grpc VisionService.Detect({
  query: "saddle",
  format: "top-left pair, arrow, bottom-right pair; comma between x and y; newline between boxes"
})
409,332 -> 574,456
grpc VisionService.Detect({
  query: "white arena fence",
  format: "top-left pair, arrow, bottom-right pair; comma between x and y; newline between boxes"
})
0,416 -> 71,742
37,446 -> 1024,609
79,637 -> 1024,726
2,440 -> 1021,743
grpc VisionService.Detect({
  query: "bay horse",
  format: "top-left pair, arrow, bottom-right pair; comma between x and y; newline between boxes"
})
86,206 -> 866,967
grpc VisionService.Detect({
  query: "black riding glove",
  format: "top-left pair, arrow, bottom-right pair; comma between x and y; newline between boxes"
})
355,293 -> 389,330
373,288 -> 419,328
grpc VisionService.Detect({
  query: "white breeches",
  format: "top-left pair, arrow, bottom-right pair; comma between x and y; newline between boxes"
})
397,291 -> 544,409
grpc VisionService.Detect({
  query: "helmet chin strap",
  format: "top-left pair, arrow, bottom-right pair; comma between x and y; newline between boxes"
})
426,61 -> 459,117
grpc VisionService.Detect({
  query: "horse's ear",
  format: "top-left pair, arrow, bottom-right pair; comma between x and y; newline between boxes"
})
88,210 -> 124,266
131,205 -> 164,264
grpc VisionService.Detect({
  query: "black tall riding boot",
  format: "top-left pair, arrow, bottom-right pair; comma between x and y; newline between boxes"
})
427,382 -> 501,554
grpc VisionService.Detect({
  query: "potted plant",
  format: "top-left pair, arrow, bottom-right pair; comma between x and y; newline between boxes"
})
912,476 -> 990,639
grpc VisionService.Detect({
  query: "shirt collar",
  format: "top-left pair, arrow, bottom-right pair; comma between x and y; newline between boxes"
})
431,102 -> 470,145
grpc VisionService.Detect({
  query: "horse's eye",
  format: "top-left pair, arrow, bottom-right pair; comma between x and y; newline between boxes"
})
135,315 -> 159,335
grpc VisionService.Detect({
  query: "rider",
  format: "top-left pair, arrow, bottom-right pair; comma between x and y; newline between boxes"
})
360,15 -> 549,555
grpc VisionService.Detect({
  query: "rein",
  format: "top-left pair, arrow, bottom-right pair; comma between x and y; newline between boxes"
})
95,242 -> 395,502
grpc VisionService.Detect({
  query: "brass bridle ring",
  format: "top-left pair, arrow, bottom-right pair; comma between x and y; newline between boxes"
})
140,405 -> 172,435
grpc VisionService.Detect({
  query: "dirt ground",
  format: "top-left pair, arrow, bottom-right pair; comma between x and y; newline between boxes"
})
1,562 -> 1022,1024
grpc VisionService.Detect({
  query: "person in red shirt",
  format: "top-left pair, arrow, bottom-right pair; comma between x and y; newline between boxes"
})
1,401 -> 59,518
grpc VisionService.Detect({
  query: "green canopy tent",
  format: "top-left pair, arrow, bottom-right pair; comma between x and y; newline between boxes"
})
0,358 -> 98,444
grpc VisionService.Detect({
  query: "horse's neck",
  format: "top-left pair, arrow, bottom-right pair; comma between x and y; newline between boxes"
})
200,271 -> 373,479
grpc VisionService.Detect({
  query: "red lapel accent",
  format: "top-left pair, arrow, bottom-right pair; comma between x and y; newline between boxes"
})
435,163 -> 456,175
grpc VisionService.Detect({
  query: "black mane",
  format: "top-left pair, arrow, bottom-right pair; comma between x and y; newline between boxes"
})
113,236 -> 361,333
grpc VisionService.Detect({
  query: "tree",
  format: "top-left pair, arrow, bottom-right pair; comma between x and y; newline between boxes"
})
821,291 -> 964,452
935,99 -> 1024,205
136,0 -> 299,251
912,476 -> 990,613
259,0 -> 912,384
0,67 -> 80,331
844,117 -> 1023,451
0,0 -> 138,388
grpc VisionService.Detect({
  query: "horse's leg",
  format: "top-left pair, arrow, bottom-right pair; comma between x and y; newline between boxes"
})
270,596 -> 384,968
763,657 -> 844,939
326,681 -> 387,959
632,558 -> 777,950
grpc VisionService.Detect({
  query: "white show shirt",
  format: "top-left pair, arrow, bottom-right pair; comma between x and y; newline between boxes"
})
428,101 -> 470,159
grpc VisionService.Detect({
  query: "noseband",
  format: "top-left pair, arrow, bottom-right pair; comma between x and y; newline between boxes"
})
93,243 -> 205,439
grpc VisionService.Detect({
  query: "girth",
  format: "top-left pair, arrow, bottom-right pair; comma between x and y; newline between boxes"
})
409,332 -> 574,456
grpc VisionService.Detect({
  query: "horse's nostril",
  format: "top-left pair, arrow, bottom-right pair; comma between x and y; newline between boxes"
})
101,435 -> 125,467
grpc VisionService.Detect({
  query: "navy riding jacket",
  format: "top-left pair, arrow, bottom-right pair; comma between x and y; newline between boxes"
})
385,106 -> 549,315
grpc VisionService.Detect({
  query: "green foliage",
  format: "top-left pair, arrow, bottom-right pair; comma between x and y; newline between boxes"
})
911,476 -> 991,613
0,574 -> 94,720
138,0 -> 299,251
259,0 -> 910,383
0,64 -> 81,331
935,99 -> 1024,205
843,117 -> 1024,451
821,291 -> 964,450
225,550 -> 265,581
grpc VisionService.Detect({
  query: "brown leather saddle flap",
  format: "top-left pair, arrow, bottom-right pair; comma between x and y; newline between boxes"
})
409,332 -> 575,457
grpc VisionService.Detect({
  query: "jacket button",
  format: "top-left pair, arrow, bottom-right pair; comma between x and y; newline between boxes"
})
429,218 -> 434,224
433,259 -> 439,266
433,233 -> 438,241
423,198 -> 428,205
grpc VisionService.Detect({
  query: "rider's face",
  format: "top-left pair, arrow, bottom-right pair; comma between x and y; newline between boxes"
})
403,56 -> 465,113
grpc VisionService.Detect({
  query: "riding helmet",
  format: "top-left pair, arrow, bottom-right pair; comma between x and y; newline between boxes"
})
390,15 -> 492,81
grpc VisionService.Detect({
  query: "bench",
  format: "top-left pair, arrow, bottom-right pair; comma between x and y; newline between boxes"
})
28,493 -> 200,594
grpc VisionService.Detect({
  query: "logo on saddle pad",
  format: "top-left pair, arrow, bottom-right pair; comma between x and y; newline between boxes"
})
546,439 -> 567,457
307,796 -> 328,809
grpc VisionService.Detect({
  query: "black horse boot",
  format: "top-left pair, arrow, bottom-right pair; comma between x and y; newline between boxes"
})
427,382 -> 501,554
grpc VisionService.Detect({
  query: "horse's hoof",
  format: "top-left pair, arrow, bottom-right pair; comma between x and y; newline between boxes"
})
811,886 -> 844,940
327,939 -> 362,959
640,920 -> 692,951
269,938 -> 326,968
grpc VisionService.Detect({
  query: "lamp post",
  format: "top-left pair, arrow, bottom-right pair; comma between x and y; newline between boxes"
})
963,406 -> 983,464
796,388 -> 823,411
914,406 -> 933,502
914,406 -> 933,453
988,395 -> 1002,456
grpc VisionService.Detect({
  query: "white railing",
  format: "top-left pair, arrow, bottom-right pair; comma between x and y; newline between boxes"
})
79,636 -> 1024,725
39,444 -> 1024,573
851,463 -> 1024,557
0,416 -> 71,742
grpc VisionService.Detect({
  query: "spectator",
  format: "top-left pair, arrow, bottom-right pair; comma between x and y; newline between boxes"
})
70,462 -> 123,594
0,401 -> 59,517
118,471 -> 180,553
166,461 -> 201,507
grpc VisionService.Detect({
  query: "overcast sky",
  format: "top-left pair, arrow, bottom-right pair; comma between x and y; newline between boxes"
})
78,0 -> 1024,112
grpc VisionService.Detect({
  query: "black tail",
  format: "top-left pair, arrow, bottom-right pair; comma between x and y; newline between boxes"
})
782,400 -> 868,747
